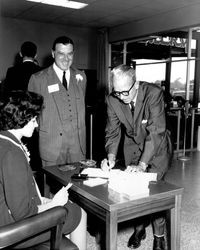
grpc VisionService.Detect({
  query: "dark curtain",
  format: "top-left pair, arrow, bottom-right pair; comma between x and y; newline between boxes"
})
97,28 -> 109,97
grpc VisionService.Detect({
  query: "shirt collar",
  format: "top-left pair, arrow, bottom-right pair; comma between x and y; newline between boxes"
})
53,63 -> 70,83
23,59 -> 34,63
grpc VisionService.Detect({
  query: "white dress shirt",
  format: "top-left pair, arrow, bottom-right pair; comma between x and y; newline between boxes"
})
53,63 -> 70,88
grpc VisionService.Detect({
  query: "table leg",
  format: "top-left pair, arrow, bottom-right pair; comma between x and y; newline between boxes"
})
106,211 -> 118,250
170,194 -> 182,250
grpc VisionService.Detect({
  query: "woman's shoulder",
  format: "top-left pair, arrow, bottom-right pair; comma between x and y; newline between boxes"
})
0,138 -> 24,163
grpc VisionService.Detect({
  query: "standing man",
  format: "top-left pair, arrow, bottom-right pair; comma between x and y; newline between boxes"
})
5,41 -> 41,91
28,36 -> 86,166
28,36 -> 87,167
28,36 -> 87,250
5,41 -> 42,171
101,64 -> 172,250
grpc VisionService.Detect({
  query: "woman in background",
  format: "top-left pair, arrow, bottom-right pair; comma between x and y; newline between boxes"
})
0,90 -> 86,249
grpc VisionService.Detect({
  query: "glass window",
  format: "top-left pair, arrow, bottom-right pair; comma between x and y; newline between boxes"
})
170,57 -> 195,102
135,59 -> 166,86
111,43 -> 124,68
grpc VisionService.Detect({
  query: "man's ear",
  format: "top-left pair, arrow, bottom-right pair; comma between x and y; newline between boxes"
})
51,50 -> 55,59
135,81 -> 139,90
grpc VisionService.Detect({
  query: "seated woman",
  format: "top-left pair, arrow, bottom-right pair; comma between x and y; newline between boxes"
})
0,90 -> 87,249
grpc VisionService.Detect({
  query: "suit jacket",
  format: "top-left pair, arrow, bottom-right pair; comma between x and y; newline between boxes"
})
28,65 -> 86,162
5,61 -> 41,91
105,82 -> 172,179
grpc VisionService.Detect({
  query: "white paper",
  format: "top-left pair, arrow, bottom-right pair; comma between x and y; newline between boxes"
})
81,168 -> 120,178
83,178 -> 108,187
108,172 -> 157,197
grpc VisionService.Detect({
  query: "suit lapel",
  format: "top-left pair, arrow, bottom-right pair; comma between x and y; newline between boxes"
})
133,85 -> 144,123
46,67 -> 67,120
70,68 -> 82,101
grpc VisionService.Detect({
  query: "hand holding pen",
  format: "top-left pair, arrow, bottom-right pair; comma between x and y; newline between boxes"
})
52,183 -> 72,206
101,155 -> 115,172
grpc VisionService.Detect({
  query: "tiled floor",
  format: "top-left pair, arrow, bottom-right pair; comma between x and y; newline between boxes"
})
87,151 -> 200,249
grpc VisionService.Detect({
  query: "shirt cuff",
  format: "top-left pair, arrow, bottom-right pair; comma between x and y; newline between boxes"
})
138,161 -> 148,171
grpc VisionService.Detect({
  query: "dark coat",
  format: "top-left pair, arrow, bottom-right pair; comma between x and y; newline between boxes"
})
0,131 -> 41,227
105,82 -> 173,180
5,61 -> 41,91
0,131 -> 82,248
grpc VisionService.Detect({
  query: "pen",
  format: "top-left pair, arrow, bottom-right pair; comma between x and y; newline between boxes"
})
107,159 -> 111,172
87,176 -> 109,180
72,174 -> 109,180
65,183 -> 72,190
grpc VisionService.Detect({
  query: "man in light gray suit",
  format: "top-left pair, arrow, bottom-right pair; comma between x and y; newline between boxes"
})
28,36 -> 87,167
28,37 -> 88,250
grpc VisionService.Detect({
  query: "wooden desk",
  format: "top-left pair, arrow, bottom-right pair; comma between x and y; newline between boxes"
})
43,165 -> 183,250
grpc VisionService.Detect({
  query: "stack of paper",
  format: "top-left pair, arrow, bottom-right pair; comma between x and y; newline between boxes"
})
81,168 -> 157,197
108,171 -> 157,197
83,178 -> 108,187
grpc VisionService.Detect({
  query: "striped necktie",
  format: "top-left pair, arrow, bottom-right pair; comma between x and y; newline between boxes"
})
62,71 -> 68,90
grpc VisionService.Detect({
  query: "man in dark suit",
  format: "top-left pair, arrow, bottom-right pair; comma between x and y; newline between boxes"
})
5,41 -> 41,91
28,36 -> 87,167
5,41 -> 41,172
101,64 -> 172,250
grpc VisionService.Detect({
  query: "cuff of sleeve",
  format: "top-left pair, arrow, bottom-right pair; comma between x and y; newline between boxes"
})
108,153 -> 116,162
138,161 -> 148,171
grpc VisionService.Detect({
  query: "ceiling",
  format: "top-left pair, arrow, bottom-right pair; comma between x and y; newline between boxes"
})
1,0 -> 200,29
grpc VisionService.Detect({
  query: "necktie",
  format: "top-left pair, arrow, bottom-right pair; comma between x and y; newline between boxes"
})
130,101 -> 135,116
62,71 -> 68,90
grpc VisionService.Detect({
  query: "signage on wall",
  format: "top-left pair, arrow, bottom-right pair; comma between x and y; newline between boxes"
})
145,36 -> 187,48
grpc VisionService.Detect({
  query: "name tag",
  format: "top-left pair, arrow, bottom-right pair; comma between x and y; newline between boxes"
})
48,84 -> 59,93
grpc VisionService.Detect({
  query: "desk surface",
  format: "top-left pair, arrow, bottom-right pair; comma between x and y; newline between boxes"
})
43,165 -> 183,212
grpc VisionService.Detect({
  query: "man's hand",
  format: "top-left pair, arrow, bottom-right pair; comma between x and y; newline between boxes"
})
101,158 -> 115,172
125,161 -> 148,173
125,165 -> 145,173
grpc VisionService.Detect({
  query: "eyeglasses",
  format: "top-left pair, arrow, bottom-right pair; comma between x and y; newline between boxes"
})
112,81 -> 135,97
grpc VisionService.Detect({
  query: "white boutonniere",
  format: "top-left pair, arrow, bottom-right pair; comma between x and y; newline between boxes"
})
141,119 -> 147,124
76,74 -> 83,82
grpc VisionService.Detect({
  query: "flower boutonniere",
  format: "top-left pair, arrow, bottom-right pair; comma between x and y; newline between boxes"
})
76,74 -> 83,82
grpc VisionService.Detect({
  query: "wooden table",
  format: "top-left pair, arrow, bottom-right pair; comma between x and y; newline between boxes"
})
43,165 -> 183,250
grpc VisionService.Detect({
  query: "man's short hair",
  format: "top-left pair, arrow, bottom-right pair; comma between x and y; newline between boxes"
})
20,41 -> 37,58
111,64 -> 136,86
52,36 -> 74,51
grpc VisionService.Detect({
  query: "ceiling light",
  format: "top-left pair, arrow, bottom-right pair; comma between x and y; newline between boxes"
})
26,0 -> 88,9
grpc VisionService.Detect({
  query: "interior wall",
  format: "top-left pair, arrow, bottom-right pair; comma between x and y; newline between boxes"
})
109,3 -> 200,42
0,17 -> 97,81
